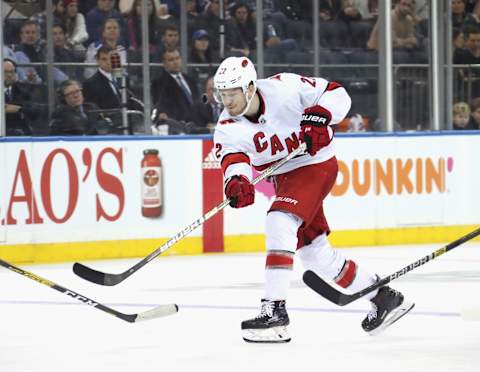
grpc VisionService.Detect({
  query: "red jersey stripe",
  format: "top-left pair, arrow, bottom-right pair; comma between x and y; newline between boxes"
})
221,152 -> 250,175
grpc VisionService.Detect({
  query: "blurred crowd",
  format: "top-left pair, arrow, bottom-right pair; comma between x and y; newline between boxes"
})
1,0 -> 479,136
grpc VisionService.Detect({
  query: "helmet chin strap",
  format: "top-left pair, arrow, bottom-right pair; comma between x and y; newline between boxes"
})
235,82 -> 257,118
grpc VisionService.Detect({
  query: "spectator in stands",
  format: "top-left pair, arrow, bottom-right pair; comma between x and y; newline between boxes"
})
453,27 -> 480,98
318,0 -> 349,48
49,79 -> 106,135
157,25 -> 180,56
271,0 -> 312,46
83,46 -> 123,111
13,20 -> 44,84
197,0 -> 225,51
53,24 -> 83,78
411,0 -> 428,38
367,0 -> 427,63
3,46 -> 17,63
225,2 -> 256,58
3,59 -> 41,136
463,0 -> 480,29
86,0 -> 128,46
30,0 -> 65,39
467,98 -> 480,129
453,27 -> 465,52
341,0 -> 378,48
126,0 -> 162,57
151,48 -> 200,122
119,0 -> 161,14
14,19 -> 70,83
83,46 -> 141,133
78,0 -> 99,16
186,0 -> 203,36
189,76 -> 222,132
189,29 -> 218,64
454,26 -> 480,65
63,0 -> 89,56
452,0 -> 467,29
84,18 -> 127,79
452,101 -> 475,130
225,1 -> 303,63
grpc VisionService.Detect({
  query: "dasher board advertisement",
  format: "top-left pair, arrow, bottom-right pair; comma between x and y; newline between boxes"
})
222,133 -> 480,245
0,139 -> 203,246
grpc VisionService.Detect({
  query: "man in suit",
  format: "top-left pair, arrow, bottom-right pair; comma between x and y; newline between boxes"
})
151,48 -> 199,122
82,45 -> 123,111
4,58 -> 42,136
49,79 -> 109,135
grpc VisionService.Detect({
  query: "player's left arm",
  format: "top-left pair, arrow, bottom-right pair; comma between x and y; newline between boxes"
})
299,79 -> 352,156
214,129 -> 255,209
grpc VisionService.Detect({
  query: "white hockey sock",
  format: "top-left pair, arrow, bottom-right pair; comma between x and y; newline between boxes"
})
264,268 -> 293,300
263,211 -> 302,300
298,233 -> 378,300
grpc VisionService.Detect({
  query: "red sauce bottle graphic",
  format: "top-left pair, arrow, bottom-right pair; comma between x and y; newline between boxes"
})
141,149 -> 163,217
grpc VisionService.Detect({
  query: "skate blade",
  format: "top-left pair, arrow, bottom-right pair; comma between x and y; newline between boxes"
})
368,302 -> 415,336
242,326 -> 291,343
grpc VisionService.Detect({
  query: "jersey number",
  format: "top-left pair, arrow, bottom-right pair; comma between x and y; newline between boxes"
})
215,143 -> 222,158
300,76 -> 316,87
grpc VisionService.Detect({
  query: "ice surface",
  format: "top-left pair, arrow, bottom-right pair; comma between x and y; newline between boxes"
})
1,243 -> 479,372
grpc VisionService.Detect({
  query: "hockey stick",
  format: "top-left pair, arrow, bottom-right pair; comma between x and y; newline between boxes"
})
303,226 -> 480,306
73,142 -> 307,286
0,258 -> 178,323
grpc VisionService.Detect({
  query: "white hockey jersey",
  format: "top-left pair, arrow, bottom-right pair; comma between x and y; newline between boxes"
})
213,73 -> 352,181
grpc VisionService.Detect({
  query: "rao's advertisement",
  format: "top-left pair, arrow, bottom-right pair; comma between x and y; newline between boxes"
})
0,139 -> 203,245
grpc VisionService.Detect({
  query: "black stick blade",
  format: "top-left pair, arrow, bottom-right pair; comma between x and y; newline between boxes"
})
303,270 -> 354,306
73,262 -> 123,286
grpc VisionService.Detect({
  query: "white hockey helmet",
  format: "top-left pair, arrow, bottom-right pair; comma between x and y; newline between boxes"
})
213,56 -> 257,116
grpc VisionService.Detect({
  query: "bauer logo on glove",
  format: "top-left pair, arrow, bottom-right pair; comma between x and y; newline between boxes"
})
299,105 -> 334,156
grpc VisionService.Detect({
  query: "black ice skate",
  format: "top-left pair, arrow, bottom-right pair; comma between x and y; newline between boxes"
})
241,299 -> 291,343
362,286 -> 415,335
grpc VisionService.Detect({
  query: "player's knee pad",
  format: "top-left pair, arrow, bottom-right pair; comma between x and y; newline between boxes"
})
297,233 -> 347,280
265,211 -> 302,272
265,211 -> 302,254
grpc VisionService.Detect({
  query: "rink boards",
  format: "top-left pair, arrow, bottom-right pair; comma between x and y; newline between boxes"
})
0,132 -> 479,263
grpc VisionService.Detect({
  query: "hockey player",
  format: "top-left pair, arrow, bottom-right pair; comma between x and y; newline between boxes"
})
213,56 -> 414,343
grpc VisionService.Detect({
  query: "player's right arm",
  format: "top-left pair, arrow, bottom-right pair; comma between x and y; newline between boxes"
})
214,127 -> 255,208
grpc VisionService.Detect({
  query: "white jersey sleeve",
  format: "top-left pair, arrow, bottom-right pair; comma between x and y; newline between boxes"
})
214,122 -> 253,182
276,73 -> 352,125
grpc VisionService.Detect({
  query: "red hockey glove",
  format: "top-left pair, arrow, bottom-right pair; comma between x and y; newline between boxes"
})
299,105 -> 333,156
225,175 -> 255,208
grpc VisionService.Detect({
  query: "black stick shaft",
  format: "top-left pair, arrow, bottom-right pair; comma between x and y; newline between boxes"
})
304,226 -> 480,306
0,258 -> 164,322
367,226 -> 480,295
